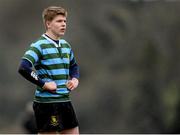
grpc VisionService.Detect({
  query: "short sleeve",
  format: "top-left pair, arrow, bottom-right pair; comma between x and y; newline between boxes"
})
22,43 -> 42,65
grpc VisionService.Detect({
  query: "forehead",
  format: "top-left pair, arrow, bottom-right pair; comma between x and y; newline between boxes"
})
52,15 -> 66,21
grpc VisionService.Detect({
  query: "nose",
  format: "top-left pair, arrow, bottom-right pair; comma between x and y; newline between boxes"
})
62,21 -> 66,26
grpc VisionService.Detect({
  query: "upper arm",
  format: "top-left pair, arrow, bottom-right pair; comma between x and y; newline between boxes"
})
22,43 -> 42,65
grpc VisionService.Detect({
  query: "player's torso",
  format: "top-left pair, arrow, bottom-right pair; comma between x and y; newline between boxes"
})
34,38 -> 72,103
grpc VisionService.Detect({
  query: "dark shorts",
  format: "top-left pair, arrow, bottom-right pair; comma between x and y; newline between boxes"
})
33,101 -> 79,132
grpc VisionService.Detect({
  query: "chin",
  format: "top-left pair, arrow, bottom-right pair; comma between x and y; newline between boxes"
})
59,33 -> 65,37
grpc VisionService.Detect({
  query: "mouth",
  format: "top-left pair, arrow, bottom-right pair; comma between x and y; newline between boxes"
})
60,28 -> 66,32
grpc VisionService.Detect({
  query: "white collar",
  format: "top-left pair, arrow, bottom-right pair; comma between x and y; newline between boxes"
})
42,34 -> 61,47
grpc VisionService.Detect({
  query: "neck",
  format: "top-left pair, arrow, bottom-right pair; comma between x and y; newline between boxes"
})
45,31 -> 60,40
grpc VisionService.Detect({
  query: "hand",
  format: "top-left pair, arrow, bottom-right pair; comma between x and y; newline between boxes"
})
66,78 -> 79,91
42,81 -> 57,92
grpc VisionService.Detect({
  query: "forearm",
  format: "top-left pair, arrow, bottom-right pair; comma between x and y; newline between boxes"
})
69,62 -> 80,79
67,61 -> 80,90
18,59 -> 45,87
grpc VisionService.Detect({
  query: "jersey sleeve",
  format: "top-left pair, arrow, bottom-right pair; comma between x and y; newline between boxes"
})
18,59 -> 45,87
22,43 -> 42,65
69,49 -> 80,79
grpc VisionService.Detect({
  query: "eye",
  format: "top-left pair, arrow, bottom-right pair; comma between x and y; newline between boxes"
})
57,20 -> 62,22
56,19 -> 66,23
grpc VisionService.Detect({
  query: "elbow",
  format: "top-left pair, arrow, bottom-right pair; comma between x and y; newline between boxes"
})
18,66 -> 23,75
18,59 -> 32,76
18,66 -> 26,76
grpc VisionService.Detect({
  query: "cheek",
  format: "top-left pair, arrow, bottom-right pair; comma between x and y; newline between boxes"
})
50,25 -> 58,32
54,24 -> 61,29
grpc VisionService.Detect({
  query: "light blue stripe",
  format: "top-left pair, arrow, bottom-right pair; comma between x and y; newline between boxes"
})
34,39 -> 50,46
30,40 -> 51,53
43,47 -> 70,55
35,91 -> 59,97
30,44 -> 41,53
55,79 -> 67,85
60,39 -> 68,44
36,69 -> 48,75
39,78 -> 68,86
31,40 -> 50,52
41,58 -> 69,65
43,48 -> 58,55
56,88 -> 69,94
42,78 -> 53,82
35,88 -> 69,97
61,48 -> 70,54
25,50 -> 39,62
37,69 -> 69,75
62,58 -> 70,63
41,58 -> 61,65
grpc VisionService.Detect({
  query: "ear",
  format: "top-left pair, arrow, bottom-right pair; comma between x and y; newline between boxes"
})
46,21 -> 51,29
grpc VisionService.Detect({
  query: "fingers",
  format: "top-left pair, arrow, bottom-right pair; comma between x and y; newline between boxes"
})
66,78 -> 79,91
66,81 -> 75,90
43,81 -> 57,91
43,79 -> 78,92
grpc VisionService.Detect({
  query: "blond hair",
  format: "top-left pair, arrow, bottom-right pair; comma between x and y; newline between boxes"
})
42,6 -> 67,29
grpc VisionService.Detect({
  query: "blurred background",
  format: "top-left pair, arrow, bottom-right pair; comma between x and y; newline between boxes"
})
0,0 -> 180,133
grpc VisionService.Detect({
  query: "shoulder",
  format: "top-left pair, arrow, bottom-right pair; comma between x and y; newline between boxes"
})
30,36 -> 49,50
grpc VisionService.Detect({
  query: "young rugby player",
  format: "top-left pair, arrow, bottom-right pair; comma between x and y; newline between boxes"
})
18,6 -> 80,134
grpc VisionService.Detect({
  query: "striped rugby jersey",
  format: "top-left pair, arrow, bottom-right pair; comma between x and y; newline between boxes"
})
22,34 -> 79,103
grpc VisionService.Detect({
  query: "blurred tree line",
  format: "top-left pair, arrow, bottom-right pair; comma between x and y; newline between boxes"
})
0,0 -> 180,133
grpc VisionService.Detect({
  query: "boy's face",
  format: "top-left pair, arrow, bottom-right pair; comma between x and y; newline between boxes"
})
46,15 -> 66,38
